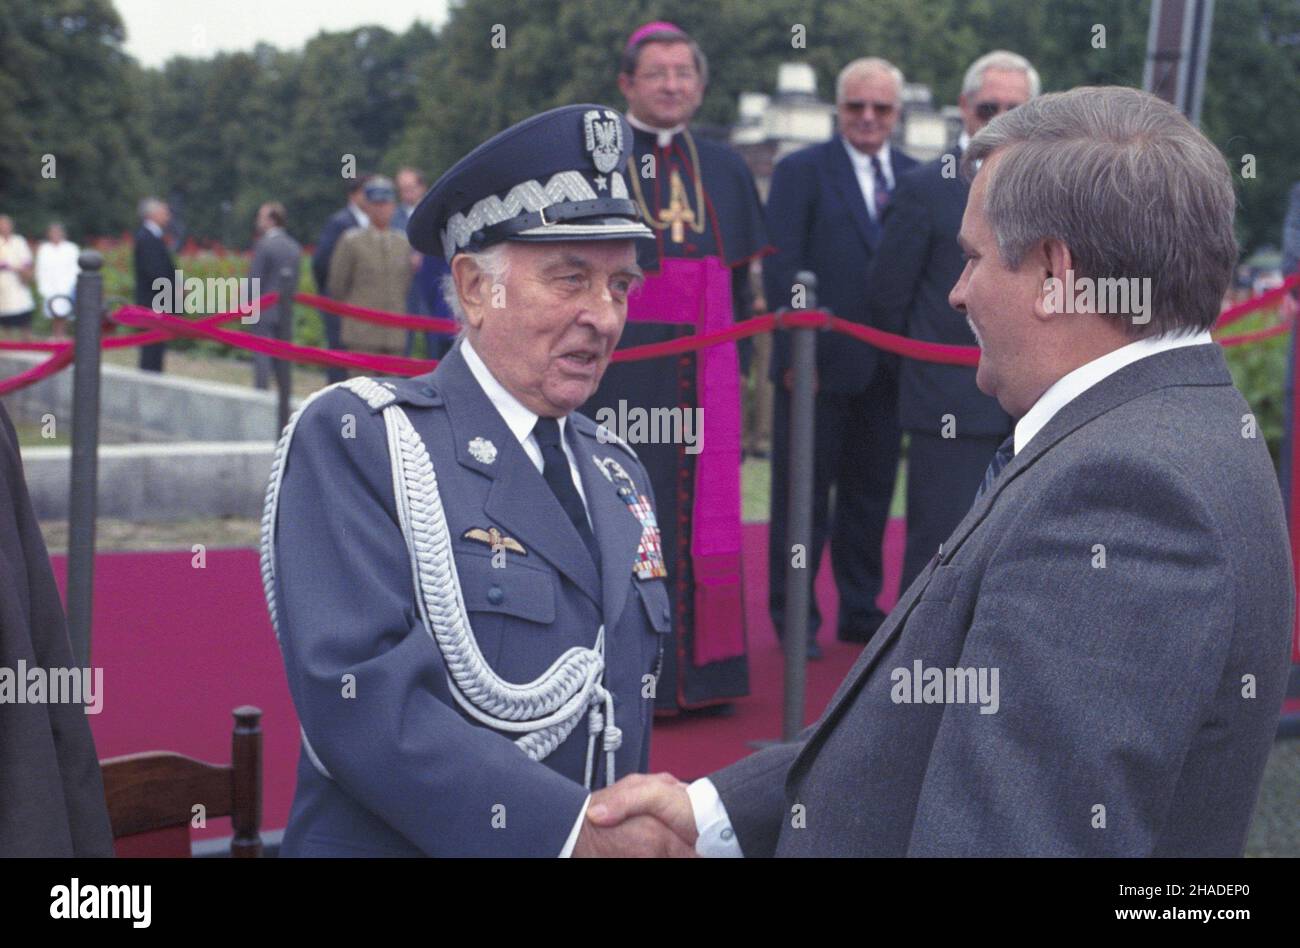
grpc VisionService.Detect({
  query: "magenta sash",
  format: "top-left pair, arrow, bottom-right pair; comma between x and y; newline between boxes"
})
626,257 -> 745,664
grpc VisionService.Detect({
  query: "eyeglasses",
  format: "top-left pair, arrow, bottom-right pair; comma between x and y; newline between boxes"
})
841,100 -> 897,118
974,101 -> 1021,121
637,67 -> 699,84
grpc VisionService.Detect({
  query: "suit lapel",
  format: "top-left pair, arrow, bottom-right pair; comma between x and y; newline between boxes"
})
574,428 -> 645,629
434,346 -> 602,605
938,343 -> 1233,564
786,552 -> 941,786
826,137 -> 877,249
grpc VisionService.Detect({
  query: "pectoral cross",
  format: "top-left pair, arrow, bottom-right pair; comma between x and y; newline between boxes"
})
658,170 -> 697,244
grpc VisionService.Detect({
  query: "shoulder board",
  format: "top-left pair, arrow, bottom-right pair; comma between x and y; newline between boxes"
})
337,376 -> 442,413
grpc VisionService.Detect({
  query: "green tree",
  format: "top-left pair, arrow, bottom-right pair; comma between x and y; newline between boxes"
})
0,0 -> 150,241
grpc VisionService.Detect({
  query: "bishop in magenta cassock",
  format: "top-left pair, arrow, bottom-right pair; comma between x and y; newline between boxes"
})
583,22 -> 769,711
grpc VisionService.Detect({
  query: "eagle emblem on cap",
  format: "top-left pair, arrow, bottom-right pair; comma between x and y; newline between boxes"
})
584,109 -> 623,174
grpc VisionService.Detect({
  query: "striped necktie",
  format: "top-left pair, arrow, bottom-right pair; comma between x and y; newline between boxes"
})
871,154 -> 891,215
975,434 -> 1016,501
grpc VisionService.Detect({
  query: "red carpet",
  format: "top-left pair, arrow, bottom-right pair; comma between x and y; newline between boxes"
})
53,520 -> 906,838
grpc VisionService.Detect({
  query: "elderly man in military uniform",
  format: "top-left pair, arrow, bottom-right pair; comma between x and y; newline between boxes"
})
261,104 -> 693,857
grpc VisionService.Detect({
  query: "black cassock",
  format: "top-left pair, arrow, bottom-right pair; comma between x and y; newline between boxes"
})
0,403 -> 113,855
583,123 -> 768,711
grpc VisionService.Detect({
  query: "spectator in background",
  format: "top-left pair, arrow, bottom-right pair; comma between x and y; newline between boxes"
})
35,223 -> 79,340
1284,182 -> 1300,323
133,197 -> 175,372
0,216 -> 35,340
393,166 -> 447,358
866,50 -> 1038,593
764,57 -> 919,656
249,202 -> 302,391
1278,181 -> 1300,509
412,253 -> 454,360
327,176 -> 411,363
312,175 -> 370,383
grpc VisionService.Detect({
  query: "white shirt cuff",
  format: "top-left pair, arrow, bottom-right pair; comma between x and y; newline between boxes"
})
687,778 -> 744,858
558,795 -> 591,858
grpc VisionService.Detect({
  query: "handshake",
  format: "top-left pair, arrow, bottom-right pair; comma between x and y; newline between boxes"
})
572,772 -> 699,858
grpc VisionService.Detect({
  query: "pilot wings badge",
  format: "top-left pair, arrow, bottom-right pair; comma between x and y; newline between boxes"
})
462,526 -> 526,556
584,109 -> 623,175
593,455 -> 666,580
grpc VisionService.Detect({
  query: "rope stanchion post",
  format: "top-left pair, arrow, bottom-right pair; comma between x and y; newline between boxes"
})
274,290 -> 293,432
66,250 -> 104,667
782,271 -> 819,742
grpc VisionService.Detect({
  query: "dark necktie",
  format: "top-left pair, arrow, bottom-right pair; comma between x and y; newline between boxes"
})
975,434 -> 1016,501
871,154 -> 891,216
533,416 -> 601,569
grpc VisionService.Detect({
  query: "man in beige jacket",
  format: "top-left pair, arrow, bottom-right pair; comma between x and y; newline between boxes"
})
326,176 -> 412,359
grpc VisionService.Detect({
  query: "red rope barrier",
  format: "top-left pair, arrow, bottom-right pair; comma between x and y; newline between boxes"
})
112,308 -> 435,376
2,283 -> 1295,395
0,340 -> 69,352
0,347 -> 74,396
1215,273 -> 1300,330
295,292 -> 460,334
105,295 -> 279,350
1215,315 -> 1294,348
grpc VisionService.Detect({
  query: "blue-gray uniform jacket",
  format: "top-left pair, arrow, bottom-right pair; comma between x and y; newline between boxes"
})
267,342 -> 671,856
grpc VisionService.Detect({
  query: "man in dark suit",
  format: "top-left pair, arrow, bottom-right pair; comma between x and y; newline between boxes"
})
866,51 -> 1038,592
764,57 -> 918,655
589,87 -> 1294,857
393,166 -> 450,360
311,176 -> 369,384
132,197 -> 175,372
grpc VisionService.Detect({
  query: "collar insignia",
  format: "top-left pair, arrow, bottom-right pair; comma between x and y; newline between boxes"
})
467,437 -> 497,464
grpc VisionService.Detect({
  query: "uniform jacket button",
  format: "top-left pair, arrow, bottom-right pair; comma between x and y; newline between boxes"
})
487,585 -> 505,605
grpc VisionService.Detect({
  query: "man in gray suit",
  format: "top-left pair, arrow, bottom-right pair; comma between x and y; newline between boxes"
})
586,86 -> 1295,857
249,201 -> 301,392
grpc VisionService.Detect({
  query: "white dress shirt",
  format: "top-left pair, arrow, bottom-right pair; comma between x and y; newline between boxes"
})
142,219 -> 163,239
349,202 -> 370,229
688,327 -> 1218,857
842,138 -> 893,222
626,110 -> 686,149
459,337 -> 592,522
459,337 -> 595,856
1013,329 -> 1215,455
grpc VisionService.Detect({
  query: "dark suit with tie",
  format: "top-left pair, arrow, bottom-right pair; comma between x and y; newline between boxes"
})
711,344 -> 1293,855
265,341 -> 669,855
764,136 -> 918,641
865,148 -> 1014,592
132,223 -> 175,372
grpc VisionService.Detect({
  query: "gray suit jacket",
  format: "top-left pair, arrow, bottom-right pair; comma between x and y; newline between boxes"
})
715,343 -> 1293,856
250,228 -> 302,335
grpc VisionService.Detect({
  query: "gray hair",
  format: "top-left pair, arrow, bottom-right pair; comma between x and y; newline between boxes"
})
138,196 -> 165,219
441,243 -> 513,324
962,50 -> 1041,99
835,57 -> 904,103
963,86 -> 1237,338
